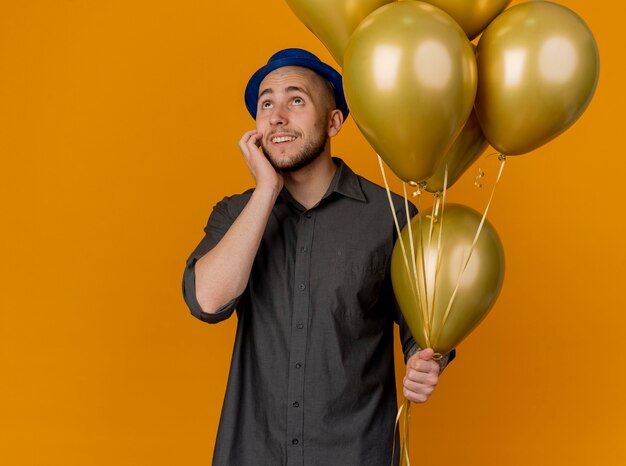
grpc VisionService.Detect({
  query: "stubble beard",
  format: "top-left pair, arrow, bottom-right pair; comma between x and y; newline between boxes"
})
261,131 -> 328,173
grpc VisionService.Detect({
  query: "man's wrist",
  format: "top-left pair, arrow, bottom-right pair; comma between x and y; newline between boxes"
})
253,183 -> 282,202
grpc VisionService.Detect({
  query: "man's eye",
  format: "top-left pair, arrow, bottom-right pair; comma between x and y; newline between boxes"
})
261,101 -> 272,109
292,97 -> 304,105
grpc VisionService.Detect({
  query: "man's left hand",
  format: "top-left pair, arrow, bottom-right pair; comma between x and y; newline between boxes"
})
403,348 -> 439,403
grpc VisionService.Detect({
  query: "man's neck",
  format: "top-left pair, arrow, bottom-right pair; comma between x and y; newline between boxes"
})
282,153 -> 337,210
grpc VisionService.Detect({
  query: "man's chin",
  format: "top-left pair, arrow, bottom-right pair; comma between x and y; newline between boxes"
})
271,154 -> 321,173
265,151 -> 305,172
262,137 -> 327,173
264,153 -> 293,172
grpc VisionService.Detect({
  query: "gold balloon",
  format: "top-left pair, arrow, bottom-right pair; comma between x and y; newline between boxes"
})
343,1 -> 477,183
475,1 -> 599,155
285,0 -> 394,66
425,110 -> 488,193
391,204 -> 504,355
420,0 -> 511,40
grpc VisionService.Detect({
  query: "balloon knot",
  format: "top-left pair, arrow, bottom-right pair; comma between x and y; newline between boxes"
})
407,181 -> 422,197
474,166 -> 486,188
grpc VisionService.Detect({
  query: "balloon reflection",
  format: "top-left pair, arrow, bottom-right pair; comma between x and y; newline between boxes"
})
539,36 -> 577,84
503,48 -> 527,88
447,240 -> 481,287
414,40 -> 452,90
373,45 -> 402,90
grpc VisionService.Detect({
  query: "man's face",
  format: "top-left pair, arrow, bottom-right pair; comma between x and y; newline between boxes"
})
255,66 -> 335,172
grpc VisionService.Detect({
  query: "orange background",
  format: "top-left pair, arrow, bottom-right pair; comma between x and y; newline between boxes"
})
1,1 -> 624,465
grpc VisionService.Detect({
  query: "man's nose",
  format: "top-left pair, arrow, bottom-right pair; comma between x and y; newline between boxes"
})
269,103 -> 288,125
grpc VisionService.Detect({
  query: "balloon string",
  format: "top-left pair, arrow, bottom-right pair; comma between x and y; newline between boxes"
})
415,185 -> 431,349
433,154 -> 507,344
429,164 -> 449,347
424,195 -> 438,327
377,156 -> 418,303
474,167 -> 486,188
402,400 -> 411,466
475,152 -> 501,188
402,183 -> 419,305
410,180 -> 433,348
403,183 -> 430,340
391,398 -> 412,466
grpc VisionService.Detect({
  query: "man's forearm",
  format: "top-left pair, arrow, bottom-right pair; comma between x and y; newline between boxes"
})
194,186 -> 279,314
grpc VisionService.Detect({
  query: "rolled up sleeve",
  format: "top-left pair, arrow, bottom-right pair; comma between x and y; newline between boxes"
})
181,196 -> 244,324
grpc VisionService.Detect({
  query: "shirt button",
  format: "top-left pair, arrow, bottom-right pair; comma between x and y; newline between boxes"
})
300,246 -> 307,252
298,283 -> 306,291
296,324 -> 304,329
292,401 -> 299,408
292,438 -> 299,445
305,213 -> 312,218
295,363 -> 302,369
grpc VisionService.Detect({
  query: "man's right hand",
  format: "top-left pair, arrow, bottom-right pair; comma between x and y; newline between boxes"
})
239,130 -> 283,195
195,131 -> 283,314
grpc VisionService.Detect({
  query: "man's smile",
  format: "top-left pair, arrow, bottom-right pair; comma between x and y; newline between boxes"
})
269,133 -> 298,145
272,136 -> 296,143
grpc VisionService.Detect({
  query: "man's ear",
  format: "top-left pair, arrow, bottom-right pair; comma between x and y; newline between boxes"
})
327,109 -> 344,137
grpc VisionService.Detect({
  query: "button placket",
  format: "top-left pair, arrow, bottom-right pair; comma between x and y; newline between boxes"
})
286,211 -> 316,466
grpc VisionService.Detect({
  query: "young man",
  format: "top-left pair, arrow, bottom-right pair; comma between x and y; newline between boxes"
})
182,48 -> 454,466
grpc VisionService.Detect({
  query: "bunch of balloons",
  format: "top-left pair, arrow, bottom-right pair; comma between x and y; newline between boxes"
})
286,0 -> 599,355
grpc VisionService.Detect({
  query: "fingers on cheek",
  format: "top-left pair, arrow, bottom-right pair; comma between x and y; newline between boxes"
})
238,143 -> 248,157
246,143 -> 260,157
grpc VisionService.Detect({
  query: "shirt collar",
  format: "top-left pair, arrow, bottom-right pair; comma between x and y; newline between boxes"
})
323,157 -> 367,203
279,157 -> 368,208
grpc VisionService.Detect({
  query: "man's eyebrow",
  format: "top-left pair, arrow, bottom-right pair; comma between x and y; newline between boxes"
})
258,86 -> 312,99
285,86 -> 311,96
258,88 -> 273,99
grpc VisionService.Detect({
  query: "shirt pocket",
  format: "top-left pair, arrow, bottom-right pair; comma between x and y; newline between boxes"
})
316,246 -> 388,317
